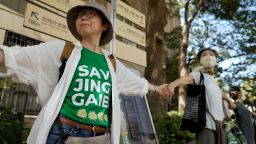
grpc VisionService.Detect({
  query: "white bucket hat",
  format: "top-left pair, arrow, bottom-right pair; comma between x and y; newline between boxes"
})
67,1 -> 113,46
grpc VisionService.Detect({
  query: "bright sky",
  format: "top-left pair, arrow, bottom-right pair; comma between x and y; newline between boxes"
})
179,4 -> 256,86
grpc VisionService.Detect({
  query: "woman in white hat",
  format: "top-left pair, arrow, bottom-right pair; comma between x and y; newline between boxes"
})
0,1 -> 170,144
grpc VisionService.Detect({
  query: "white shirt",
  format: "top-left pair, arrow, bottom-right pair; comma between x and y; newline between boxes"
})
0,40 -> 149,144
190,71 -> 224,130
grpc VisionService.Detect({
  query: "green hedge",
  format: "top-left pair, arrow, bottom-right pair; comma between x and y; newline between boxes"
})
154,111 -> 195,144
0,109 -> 22,144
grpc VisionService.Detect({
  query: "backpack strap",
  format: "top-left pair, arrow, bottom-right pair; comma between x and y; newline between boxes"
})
108,54 -> 116,72
60,41 -> 75,63
206,109 -> 216,122
58,41 -> 75,81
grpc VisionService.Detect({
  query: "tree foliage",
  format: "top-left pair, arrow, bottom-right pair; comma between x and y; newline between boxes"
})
242,79 -> 256,106
226,0 -> 256,79
169,0 -> 241,111
0,109 -> 22,144
201,0 -> 240,19
188,0 -> 256,105
154,111 -> 195,144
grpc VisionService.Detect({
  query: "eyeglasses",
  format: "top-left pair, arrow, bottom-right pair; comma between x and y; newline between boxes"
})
77,9 -> 97,19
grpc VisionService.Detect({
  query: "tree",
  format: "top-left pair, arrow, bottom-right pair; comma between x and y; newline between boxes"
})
242,79 -> 256,107
165,0 -> 182,111
222,0 -> 256,83
144,0 -> 170,117
188,0 -> 255,106
176,0 -> 242,111
154,111 -> 195,144
178,0 -> 204,111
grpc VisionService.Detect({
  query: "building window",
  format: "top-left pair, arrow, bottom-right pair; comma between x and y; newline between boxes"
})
4,31 -> 41,47
1,31 -> 42,115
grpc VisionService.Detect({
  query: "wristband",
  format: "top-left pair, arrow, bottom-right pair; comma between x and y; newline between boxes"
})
154,86 -> 157,93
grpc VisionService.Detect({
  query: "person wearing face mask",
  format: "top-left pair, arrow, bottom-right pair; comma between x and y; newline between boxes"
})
167,48 -> 225,144
223,86 -> 256,144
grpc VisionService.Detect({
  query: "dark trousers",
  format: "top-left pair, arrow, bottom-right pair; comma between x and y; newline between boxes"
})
196,128 -> 216,144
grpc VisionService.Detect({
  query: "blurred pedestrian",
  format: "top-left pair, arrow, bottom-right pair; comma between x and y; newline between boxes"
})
223,86 -> 255,144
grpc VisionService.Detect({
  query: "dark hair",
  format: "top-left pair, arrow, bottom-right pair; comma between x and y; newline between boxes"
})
229,86 -> 241,100
100,13 -> 108,25
197,48 -> 218,60
229,86 -> 241,92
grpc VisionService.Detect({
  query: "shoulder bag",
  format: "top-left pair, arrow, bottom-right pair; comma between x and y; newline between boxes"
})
207,109 -> 227,144
180,72 -> 206,133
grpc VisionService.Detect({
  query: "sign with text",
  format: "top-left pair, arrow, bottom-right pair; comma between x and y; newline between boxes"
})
24,3 -> 76,41
116,0 -> 145,28
121,95 -> 157,144
116,19 -> 146,47
115,0 -> 146,67
38,0 -> 85,12
116,40 -> 146,67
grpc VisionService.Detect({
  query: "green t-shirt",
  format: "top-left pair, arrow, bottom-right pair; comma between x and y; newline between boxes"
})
60,47 -> 112,127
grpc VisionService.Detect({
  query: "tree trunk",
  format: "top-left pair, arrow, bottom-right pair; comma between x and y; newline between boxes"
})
178,23 -> 189,112
144,0 -> 168,117
122,0 -> 172,117
178,0 -> 203,112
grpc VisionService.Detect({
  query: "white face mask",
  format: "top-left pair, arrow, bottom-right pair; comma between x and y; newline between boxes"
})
200,55 -> 217,68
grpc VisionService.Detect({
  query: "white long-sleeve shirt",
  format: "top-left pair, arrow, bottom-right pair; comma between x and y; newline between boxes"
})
0,40 -> 149,144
